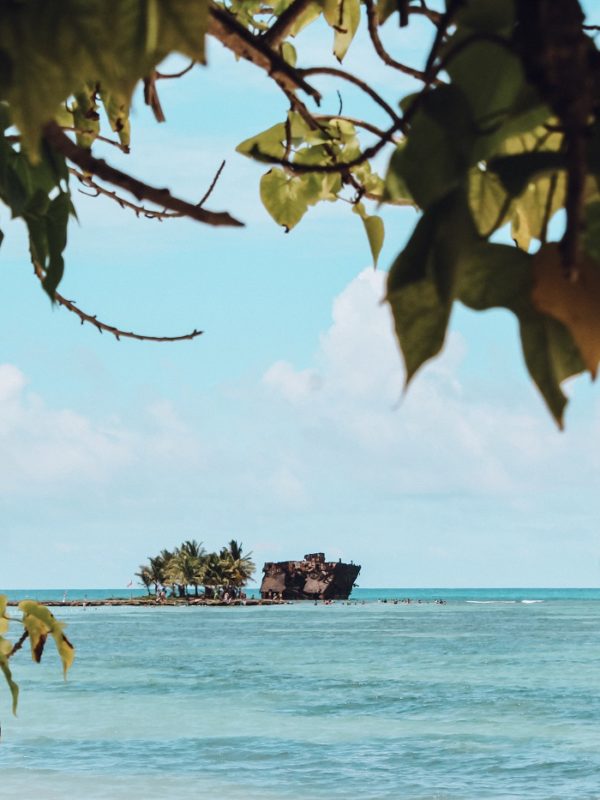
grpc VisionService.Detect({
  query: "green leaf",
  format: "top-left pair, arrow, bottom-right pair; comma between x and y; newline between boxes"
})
386,189 -> 478,382
455,242 -> 584,427
19,601 -> 75,677
393,86 -> 474,208
456,242 -> 531,314
260,168 -> 320,230
375,0 -> 399,24
71,85 -> 100,149
323,0 -> 361,62
0,648 -> 19,716
387,278 -> 451,386
352,203 -> 384,266
0,595 -> 8,635
288,1 -> 322,35
42,192 -> 71,299
280,42 -> 297,67
519,315 -> 583,429
468,166 -> 511,237
384,147 -> 413,203
0,0 -> 208,154
237,122 -> 287,161
488,152 -> 566,197
455,0 -> 515,33
99,89 -> 131,148
446,38 -> 524,131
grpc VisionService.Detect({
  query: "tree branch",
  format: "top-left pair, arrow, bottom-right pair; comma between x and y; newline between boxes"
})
33,263 -> 204,343
363,0 -> 428,80
70,164 -> 226,221
43,122 -> 243,228
300,67 -> 403,125
8,631 -> 28,659
208,4 -> 321,103
262,0 -> 313,48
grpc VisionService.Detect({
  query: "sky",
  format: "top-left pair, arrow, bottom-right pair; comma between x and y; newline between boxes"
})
2,11 -> 600,589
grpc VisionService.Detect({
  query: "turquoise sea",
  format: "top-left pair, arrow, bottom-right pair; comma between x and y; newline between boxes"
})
1,588 -> 599,799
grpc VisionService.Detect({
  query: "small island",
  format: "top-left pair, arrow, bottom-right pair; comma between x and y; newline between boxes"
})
260,553 -> 361,600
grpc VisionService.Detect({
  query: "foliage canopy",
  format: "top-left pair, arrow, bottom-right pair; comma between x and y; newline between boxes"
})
1,0 -> 600,426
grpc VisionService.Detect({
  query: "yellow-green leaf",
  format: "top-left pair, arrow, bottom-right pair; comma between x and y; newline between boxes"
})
260,168 -> 321,230
19,601 -> 75,677
352,203 -> 384,266
323,0 -> 361,62
0,648 -> 19,716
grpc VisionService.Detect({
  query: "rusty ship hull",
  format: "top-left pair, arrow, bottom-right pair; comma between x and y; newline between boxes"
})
260,552 -> 360,600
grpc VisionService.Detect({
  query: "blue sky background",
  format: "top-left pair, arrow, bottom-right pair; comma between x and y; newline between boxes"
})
2,11 -> 600,589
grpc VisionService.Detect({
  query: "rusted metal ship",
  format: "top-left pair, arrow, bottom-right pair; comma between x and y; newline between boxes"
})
260,552 -> 360,600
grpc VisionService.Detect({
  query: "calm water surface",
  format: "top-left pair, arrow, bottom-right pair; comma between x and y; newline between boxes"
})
1,589 -> 599,799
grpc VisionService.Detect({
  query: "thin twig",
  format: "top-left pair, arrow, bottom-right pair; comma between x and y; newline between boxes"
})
409,2 -> 442,25
143,74 -> 167,123
196,160 -> 227,208
364,0 -> 428,80
8,631 -> 28,659
70,160 -> 227,221
155,61 -> 196,79
300,67 -> 403,125
43,122 -> 243,228
33,263 -> 204,343
314,114 -> 399,140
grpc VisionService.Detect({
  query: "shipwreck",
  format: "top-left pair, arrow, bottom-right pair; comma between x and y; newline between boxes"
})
260,552 -> 360,600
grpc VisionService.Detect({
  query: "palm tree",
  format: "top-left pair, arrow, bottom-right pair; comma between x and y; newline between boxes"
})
143,551 -> 173,595
202,551 -> 226,598
135,564 -> 153,595
166,546 -> 204,597
179,540 -> 207,596
220,539 -> 255,595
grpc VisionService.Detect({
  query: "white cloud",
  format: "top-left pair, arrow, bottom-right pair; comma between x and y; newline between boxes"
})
261,268 -> 596,496
0,365 -> 201,497
263,361 -> 322,402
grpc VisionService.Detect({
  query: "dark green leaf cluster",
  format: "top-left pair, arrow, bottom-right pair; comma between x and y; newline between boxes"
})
382,2 -> 600,427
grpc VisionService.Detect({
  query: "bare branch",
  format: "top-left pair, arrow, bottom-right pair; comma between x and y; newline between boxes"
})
196,160 -> 227,207
155,60 -> 196,79
300,67 -> 403,125
143,74 -> 167,123
208,4 -> 321,102
363,0 -> 428,81
314,114 -> 400,140
262,0 -> 313,48
409,2 -> 442,25
8,631 -> 28,659
33,263 -> 203,343
70,160 -> 227,221
43,121 -> 243,228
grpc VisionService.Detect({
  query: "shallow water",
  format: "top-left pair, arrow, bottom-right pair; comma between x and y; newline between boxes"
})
1,590 -> 600,799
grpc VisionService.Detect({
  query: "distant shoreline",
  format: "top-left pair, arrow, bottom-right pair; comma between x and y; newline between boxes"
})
6,597 -> 286,608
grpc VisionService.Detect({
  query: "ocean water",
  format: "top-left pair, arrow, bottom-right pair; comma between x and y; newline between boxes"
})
1,589 -> 599,799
